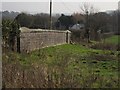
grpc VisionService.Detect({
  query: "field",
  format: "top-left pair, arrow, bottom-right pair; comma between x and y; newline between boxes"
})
104,35 -> 120,45
3,42 -> 119,88
90,35 -> 120,51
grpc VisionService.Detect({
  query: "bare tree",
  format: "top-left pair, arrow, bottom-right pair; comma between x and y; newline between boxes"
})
80,3 -> 98,15
80,3 -> 98,42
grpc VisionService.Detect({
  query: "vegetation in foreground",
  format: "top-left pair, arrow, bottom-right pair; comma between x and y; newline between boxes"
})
3,43 -> 119,88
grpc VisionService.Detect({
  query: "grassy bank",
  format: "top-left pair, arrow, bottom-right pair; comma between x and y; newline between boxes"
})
3,44 -> 119,88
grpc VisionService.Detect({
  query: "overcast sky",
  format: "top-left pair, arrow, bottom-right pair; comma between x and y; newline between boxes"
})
2,1 -> 119,14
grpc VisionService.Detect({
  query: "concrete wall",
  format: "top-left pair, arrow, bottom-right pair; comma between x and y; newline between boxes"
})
19,29 -> 71,53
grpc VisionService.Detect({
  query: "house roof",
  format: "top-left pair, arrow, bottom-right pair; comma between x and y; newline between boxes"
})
69,24 -> 84,30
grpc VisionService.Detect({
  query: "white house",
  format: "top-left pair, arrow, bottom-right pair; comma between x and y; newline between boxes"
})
69,24 -> 85,31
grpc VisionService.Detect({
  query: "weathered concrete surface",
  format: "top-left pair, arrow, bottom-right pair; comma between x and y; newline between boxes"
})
18,27 -> 71,53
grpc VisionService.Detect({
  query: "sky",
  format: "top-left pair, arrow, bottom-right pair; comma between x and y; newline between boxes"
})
1,0 -> 119,15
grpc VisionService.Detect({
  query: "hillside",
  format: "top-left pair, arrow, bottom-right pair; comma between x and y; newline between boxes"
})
3,44 -> 119,88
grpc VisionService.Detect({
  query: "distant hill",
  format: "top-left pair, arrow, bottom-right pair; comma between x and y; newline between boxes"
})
1,11 -> 19,20
105,10 -> 118,16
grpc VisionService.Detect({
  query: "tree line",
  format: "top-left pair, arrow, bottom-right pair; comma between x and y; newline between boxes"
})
14,11 -> 118,34
15,13 -> 60,29
2,9 -> 118,33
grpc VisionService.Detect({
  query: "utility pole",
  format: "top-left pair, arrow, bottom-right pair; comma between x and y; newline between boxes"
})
86,11 -> 90,43
50,0 -> 52,30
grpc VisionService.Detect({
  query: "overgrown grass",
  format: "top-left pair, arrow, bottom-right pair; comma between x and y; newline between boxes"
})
3,44 -> 119,88
104,35 -> 120,45
90,35 -> 120,51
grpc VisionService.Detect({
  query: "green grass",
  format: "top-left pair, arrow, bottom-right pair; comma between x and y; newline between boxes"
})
3,44 -> 119,88
104,35 -> 120,45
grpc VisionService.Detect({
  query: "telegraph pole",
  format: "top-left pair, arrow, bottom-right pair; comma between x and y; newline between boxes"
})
86,11 -> 90,43
50,0 -> 52,30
